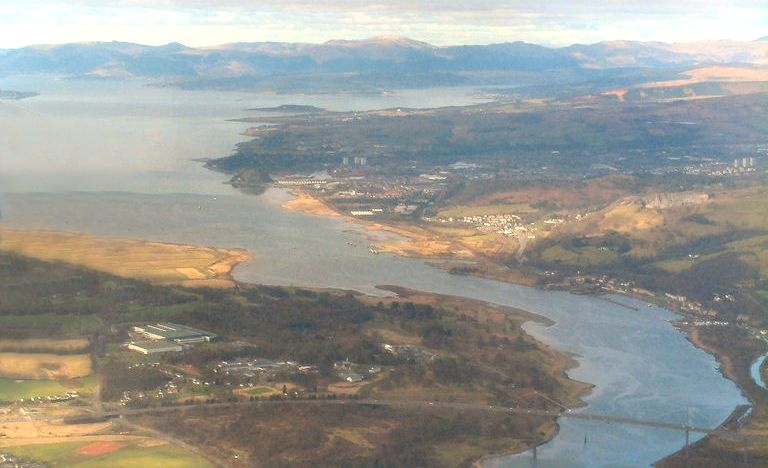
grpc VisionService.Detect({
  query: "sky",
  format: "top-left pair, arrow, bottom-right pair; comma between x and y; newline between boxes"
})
0,0 -> 765,49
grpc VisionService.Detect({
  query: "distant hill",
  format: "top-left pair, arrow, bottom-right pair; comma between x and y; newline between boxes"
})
1,36 -> 766,92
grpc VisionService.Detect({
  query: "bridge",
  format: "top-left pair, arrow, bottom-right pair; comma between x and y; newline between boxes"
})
95,397 -> 735,435
99,398 -> 753,462
1,395 -> 743,439
4,396 -> 749,464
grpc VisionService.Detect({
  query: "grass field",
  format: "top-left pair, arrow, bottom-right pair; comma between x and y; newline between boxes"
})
653,255 -> 710,273
704,190 -> 768,230
0,353 -> 91,380
0,314 -> 102,339
725,235 -> 768,272
3,439 -> 211,468
0,227 -> 249,286
653,229 -> 768,275
0,376 -> 94,401
540,245 -> 619,267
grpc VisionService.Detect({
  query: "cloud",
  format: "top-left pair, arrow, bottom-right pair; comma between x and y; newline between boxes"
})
0,0 -> 765,48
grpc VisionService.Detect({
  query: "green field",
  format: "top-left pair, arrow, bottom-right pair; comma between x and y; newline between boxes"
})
540,245 -> 619,267
704,193 -> 768,230
4,440 -> 211,468
0,376 -> 95,402
655,233 -> 768,275
0,314 -> 102,338
653,252 -> 719,273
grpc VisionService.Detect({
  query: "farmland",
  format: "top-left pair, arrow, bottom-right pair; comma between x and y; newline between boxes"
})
0,377 -> 93,402
1,439 -> 211,468
0,350 -> 94,402
0,338 -> 89,353
0,353 -> 91,380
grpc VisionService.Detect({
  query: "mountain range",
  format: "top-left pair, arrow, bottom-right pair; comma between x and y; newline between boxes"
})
1,36 -> 766,92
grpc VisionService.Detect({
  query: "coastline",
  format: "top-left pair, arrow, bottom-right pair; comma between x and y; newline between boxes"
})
281,190 -> 341,218
0,226 -> 251,288
361,285 -> 593,464
0,217 -> 592,462
265,185 -> 594,460
655,323 -> 768,465
364,284 -> 594,408
282,188 -> 542,286
282,188 -> 477,259
0,223 -> 593,464
281,188 -> 593,396
277,186 -> 765,463
1,182 -> 756,460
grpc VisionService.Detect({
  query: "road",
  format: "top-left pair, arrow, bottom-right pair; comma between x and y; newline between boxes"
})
100,397 -> 718,434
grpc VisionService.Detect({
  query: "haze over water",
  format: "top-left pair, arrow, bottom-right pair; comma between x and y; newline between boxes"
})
0,75 -> 488,194
0,77 -> 747,466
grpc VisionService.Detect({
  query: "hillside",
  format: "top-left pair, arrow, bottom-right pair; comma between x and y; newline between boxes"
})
207,91 -> 768,179
1,36 -> 767,93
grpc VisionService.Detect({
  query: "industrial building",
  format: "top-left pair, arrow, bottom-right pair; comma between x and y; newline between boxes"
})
126,323 -> 217,354
127,339 -> 184,355
132,323 -> 217,344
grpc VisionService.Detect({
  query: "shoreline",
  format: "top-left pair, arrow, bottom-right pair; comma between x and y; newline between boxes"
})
6,182 -> 756,462
0,226 -> 251,288
368,285 -> 594,407
282,188 -> 480,260
655,323 -> 768,465
282,188 -> 541,285
276,186 -> 763,463
0,215 -> 592,462
279,192 -> 595,397
361,285 -> 593,464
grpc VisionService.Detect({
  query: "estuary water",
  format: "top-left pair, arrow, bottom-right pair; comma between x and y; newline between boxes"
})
0,77 -> 748,467
751,353 -> 767,390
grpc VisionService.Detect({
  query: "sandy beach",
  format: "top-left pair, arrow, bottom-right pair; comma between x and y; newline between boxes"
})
279,189 -> 545,288
281,189 -> 341,217
281,189 -> 478,259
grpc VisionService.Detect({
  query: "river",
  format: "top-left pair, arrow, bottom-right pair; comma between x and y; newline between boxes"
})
750,353 -> 767,390
0,77 -> 748,466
